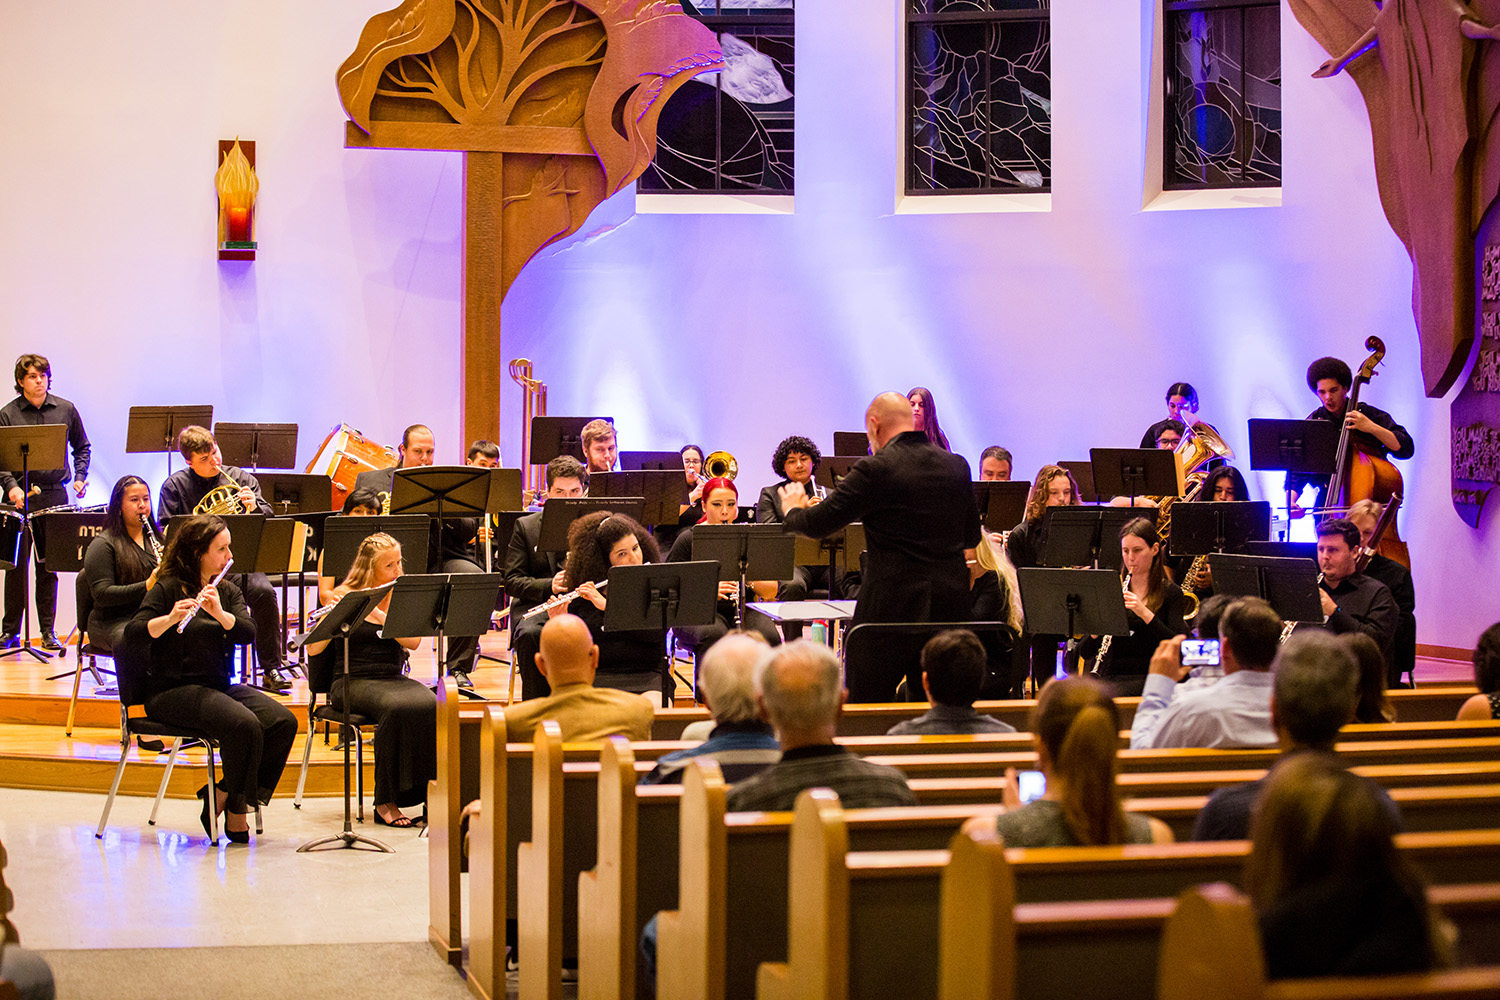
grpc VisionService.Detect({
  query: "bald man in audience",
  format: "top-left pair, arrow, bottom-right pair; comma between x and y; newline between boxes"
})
1192,631 -> 1402,840
725,641 -> 916,811
502,615 -> 653,742
640,634 -> 780,785
778,392 -> 981,701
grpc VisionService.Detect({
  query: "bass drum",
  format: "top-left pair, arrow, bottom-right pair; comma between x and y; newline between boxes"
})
0,508 -> 24,571
305,424 -> 396,511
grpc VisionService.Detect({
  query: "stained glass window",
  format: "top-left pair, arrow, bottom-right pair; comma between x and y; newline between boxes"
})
906,0 -> 1051,195
639,0 -> 794,194
1164,0 -> 1281,190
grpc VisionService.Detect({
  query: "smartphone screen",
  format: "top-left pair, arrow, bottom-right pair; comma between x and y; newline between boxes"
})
1017,770 -> 1047,805
1181,638 -> 1222,667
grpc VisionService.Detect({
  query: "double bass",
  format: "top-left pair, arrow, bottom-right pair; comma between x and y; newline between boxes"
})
1325,337 -> 1411,568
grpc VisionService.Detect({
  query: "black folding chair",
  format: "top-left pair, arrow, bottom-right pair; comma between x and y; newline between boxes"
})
64,571 -> 117,736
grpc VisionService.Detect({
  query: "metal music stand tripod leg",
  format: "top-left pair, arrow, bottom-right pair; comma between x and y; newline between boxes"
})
2,447 -> 53,663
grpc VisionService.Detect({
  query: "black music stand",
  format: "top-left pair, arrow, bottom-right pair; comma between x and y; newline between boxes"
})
832,431 -> 869,456
791,522 -> 865,600
381,573 -> 505,699
1167,501 -> 1272,559
214,422 -> 298,470
590,471 -> 688,526
126,405 -> 213,476
1090,448 -> 1180,505
1016,567 -> 1131,682
0,424 -> 67,662
529,416 -> 610,467
1248,418 -> 1340,520
293,581 -> 398,854
253,473 -> 333,516
35,506 -> 110,680
1039,507 -> 1141,570
321,515 -> 431,581
536,497 -> 646,553
973,481 -> 1031,533
1208,553 -> 1324,625
1059,461 -> 1100,504
813,456 -> 863,492
604,561 -> 720,702
619,451 -> 685,471
693,524 -> 796,626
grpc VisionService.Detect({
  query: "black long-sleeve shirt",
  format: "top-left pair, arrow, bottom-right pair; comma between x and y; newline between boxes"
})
502,510 -> 563,623
84,531 -> 159,639
131,576 -> 256,693
158,466 -> 272,521
0,393 -> 90,494
1285,402 -> 1414,499
1318,572 -> 1399,665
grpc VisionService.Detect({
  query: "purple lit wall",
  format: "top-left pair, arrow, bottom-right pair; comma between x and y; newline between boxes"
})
3,0 -> 1497,647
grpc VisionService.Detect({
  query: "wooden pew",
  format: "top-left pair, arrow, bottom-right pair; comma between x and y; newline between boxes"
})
1158,882 -> 1500,1000
429,678 -> 463,967
468,705 -> 508,1000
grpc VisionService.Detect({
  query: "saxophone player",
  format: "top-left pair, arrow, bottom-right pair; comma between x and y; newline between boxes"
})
157,426 -> 288,693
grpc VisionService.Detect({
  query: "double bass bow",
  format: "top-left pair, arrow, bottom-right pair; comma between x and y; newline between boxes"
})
1324,337 -> 1411,568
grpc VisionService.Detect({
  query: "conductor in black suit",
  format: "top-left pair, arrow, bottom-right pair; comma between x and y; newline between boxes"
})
779,392 -> 982,701
502,456 -> 587,699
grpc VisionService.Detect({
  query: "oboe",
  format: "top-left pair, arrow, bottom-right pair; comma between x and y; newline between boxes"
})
177,557 -> 234,632
521,579 -> 608,619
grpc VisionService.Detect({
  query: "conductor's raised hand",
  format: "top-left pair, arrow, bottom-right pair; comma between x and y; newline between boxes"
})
778,480 -> 810,512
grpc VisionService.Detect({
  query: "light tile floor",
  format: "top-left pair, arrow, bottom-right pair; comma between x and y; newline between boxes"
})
0,787 -> 435,950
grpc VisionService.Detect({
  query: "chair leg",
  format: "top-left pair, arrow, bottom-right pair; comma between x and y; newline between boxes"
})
294,717 -> 314,809
65,652 -> 86,737
95,737 -> 130,838
355,732 -> 365,823
150,741 -> 182,826
206,747 -> 219,843
506,657 -> 518,706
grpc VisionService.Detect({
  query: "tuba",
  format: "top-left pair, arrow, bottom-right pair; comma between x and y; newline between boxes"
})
377,490 -> 391,515
193,483 -> 242,515
703,450 -> 738,480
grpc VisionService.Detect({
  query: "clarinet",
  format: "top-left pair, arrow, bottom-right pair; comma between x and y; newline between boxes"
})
1092,573 -> 1131,674
177,558 -> 235,633
142,513 -> 164,563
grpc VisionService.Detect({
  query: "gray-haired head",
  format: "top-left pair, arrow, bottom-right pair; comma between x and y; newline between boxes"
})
700,633 -> 770,724
755,640 -> 844,738
1272,631 -> 1359,750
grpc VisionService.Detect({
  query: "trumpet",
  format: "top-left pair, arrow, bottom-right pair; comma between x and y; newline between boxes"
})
522,579 -> 608,619
177,558 -> 234,633
1093,573 -> 1131,673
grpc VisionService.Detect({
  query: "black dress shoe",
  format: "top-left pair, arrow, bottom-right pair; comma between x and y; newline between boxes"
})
0,633 -> 18,649
39,631 -> 63,651
450,669 -> 474,689
261,669 -> 291,694
196,785 -> 214,838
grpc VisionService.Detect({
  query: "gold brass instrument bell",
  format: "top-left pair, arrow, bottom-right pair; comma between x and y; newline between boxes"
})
703,450 -> 738,480
193,483 -> 243,515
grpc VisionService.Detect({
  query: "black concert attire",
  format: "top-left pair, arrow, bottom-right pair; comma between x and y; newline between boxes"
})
967,569 -> 1020,699
0,392 -> 90,639
503,509 -> 565,700
568,595 -> 666,695
1085,582 -> 1190,698
1283,402 -> 1414,509
1310,573 -> 1400,668
131,577 -> 296,815
158,466 -> 286,680
758,480 -> 840,601
1361,554 -> 1416,686
82,531 -> 159,652
352,465 -> 484,676
782,431 -> 981,701
664,526 -> 780,681
326,619 -> 436,809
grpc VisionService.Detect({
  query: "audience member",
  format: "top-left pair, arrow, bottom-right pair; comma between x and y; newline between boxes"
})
1340,632 -> 1395,724
964,677 -> 1172,847
0,837 -> 54,1000
726,641 -> 916,811
1130,597 -> 1281,749
503,615 -> 654,742
885,630 -> 1016,735
1457,622 -> 1500,721
1245,752 -> 1451,980
1193,632 -> 1401,841
641,635 -> 780,785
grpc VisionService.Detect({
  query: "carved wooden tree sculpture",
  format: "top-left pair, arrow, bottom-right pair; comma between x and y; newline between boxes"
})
1289,0 -> 1500,398
339,0 -> 722,443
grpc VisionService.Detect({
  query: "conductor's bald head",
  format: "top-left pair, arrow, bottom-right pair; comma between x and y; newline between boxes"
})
866,392 -> 915,451
536,613 -> 600,687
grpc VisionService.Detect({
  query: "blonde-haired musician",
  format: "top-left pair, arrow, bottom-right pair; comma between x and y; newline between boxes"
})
157,425 -> 287,693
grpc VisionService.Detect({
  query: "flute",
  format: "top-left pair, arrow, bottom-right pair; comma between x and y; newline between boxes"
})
521,579 -> 608,619
177,557 -> 234,633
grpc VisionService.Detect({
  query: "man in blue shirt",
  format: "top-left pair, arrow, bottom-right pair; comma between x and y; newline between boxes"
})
1130,596 -> 1281,749
886,629 -> 1015,736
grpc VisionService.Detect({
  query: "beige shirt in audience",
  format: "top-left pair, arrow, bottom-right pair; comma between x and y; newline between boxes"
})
503,682 -> 654,743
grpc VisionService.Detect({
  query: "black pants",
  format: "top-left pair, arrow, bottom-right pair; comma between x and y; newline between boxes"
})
239,572 -> 284,675
512,614 -> 549,701
144,683 -> 297,814
331,674 -> 436,809
3,486 -> 65,635
441,557 -> 482,674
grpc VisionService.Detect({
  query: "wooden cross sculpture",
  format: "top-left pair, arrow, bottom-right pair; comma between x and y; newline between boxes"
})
339,0 -> 722,445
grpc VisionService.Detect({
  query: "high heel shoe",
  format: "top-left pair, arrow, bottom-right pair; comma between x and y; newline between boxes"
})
196,785 -> 213,838
222,819 -> 250,845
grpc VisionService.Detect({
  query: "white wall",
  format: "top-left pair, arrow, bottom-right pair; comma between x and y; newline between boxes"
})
3,0 -> 1497,648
